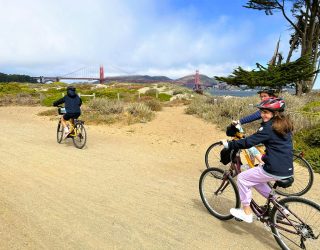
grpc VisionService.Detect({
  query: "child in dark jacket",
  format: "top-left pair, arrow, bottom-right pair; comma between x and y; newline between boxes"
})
222,98 -> 293,223
232,88 -> 278,165
53,86 -> 82,138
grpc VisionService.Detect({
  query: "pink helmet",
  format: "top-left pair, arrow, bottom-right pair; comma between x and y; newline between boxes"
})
257,98 -> 285,112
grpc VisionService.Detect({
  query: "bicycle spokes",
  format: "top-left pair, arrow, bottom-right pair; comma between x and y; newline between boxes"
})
270,197 -> 320,250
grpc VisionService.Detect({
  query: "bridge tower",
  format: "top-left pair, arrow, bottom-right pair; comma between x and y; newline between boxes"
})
194,70 -> 203,94
99,65 -> 105,83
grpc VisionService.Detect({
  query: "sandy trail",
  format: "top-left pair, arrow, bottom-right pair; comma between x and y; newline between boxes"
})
0,106 -> 319,250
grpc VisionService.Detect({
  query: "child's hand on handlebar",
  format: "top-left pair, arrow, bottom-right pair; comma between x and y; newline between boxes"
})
221,139 -> 229,149
231,120 -> 240,126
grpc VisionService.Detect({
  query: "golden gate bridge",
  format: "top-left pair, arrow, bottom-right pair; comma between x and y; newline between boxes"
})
33,65 -> 209,91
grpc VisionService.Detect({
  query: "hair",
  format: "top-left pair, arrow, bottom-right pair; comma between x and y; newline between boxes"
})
272,111 -> 294,136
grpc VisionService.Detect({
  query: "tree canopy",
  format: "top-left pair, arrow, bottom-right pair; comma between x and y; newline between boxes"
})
243,0 -> 320,94
0,73 -> 37,83
215,55 -> 318,91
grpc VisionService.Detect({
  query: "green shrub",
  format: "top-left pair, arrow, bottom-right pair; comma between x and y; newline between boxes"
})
302,101 -> 320,113
145,89 -> 158,96
158,93 -> 171,102
294,127 -> 320,173
41,93 -> 63,107
95,89 -> 119,99
0,83 -> 23,95
305,127 -> 320,147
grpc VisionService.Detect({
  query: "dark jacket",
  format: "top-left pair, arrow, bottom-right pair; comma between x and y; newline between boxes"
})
240,110 -> 261,125
53,88 -> 82,114
228,120 -> 293,177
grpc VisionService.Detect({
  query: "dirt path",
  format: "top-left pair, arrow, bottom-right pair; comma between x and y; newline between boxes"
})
0,106 -> 319,250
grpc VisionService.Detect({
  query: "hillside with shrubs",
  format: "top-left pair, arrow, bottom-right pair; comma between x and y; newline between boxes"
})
0,81 -> 319,172
0,82 -> 193,125
186,92 -> 320,172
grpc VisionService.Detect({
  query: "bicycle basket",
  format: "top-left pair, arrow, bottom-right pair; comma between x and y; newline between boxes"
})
58,107 -> 66,115
220,148 -> 238,165
226,125 -> 239,137
220,148 -> 232,165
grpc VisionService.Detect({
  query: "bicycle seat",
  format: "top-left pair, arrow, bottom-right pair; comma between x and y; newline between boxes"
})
275,177 -> 294,188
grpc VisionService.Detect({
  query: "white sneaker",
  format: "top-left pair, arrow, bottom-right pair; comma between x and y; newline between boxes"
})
230,208 -> 253,223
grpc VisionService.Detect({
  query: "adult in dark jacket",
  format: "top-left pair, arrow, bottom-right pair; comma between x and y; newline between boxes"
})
222,98 -> 293,223
53,85 -> 82,138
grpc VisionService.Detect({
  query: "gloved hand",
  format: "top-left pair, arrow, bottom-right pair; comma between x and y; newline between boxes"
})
231,120 -> 240,126
221,139 -> 229,149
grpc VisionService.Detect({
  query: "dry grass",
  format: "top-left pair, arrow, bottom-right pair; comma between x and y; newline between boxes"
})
125,103 -> 154,124
0,94 -> 39,106
186,93 -> 320,135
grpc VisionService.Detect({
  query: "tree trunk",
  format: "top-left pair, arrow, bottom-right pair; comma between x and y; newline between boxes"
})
296,82 -> 303,96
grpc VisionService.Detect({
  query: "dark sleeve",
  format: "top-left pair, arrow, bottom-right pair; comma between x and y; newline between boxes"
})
239,110 -> 261,125
53,97 -> 65,107
228,124 -> 271,150
79,97 -> 82,107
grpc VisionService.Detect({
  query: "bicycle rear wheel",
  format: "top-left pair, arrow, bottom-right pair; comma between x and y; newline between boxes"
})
205,141 -> 228,170
269,154 -> 314,196
57,121 -> 63,143
72,122 -> 87,149
270,196 -> 320,250
199,167 -> 240,220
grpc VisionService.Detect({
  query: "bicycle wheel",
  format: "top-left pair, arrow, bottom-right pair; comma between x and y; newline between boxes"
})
205,141 -> 228,170
269,154 -> 314,196
72,122 -> 87,149
270,196 -> 320,250
57,121 -> 63,143
199,167 -> 240,220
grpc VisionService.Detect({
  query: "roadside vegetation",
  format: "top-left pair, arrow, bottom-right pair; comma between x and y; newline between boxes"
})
1,81 -> 319,171
186,92 -> 320,172
0,82 -> 193,125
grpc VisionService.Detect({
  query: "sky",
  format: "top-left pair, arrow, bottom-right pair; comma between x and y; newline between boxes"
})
0,0 -> 319,89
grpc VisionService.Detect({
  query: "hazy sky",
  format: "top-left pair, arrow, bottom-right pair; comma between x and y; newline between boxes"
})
1,0 -> 319,89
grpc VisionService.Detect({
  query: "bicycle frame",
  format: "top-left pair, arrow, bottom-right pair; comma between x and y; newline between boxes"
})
221,151 -> 308,239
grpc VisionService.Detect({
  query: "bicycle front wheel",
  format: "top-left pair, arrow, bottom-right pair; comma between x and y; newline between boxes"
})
199,167 -> 240,220
270,196 -> 320,250
57,121 -> 63,143
72,123 -> 87,149
270,154 -> 314,196
205,141 -> 228,170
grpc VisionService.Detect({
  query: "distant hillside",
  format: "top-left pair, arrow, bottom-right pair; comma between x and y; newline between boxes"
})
175,74 -> 218,88
101,74 -> 218,87
104,75 -> 172,83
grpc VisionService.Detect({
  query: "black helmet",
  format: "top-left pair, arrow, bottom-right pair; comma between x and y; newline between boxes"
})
226,125 -> 239,137
257,88 -> 276,96
67,85 -> 76,91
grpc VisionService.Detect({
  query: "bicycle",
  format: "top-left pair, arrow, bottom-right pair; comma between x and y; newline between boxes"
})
56,106 -> 87,149
205,124 -> 314,197
199,150 -> 320,250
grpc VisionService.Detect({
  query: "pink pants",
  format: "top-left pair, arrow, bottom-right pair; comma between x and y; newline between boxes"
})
237,166 -> 278,206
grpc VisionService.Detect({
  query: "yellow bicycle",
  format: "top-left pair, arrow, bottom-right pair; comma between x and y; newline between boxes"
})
57,106 -> 87,149
205,124 -> 314,196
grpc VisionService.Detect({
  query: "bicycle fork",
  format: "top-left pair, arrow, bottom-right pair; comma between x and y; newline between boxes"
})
214,178 -> 230,195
